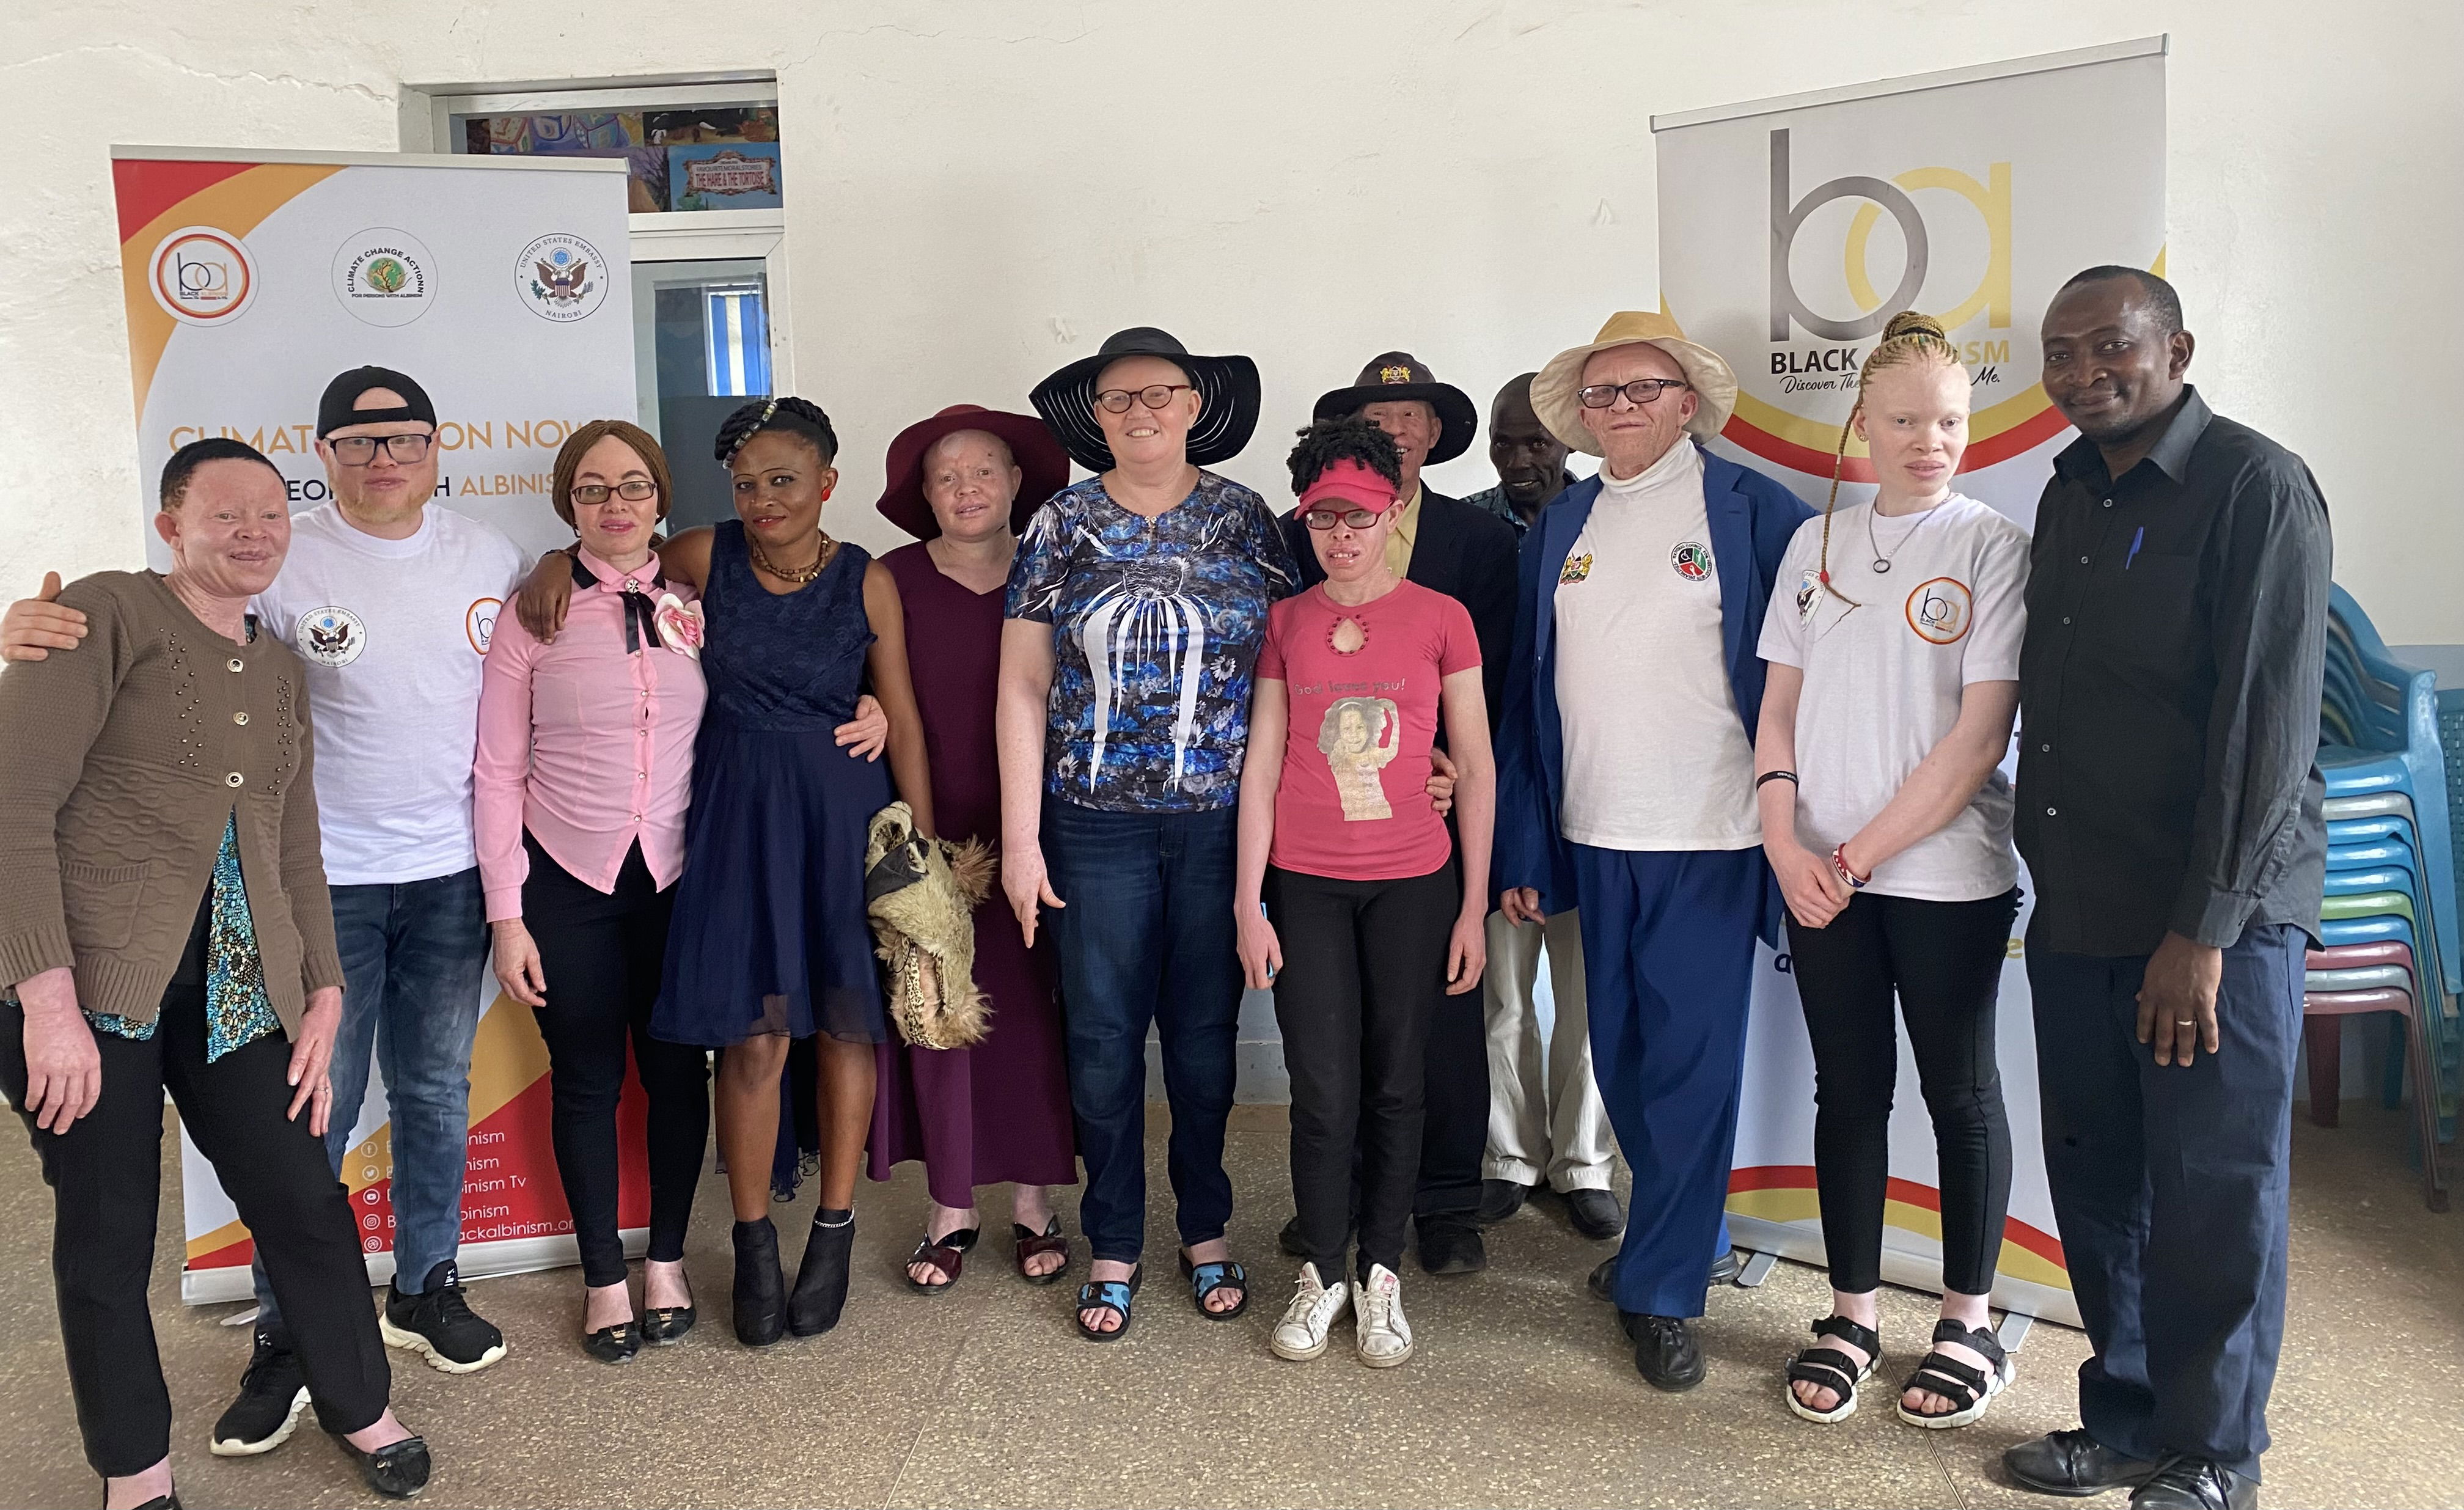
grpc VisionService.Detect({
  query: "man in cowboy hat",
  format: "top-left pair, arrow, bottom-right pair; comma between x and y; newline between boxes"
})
1495,312 -> 1811,1391
1274,351 -> 1520,1275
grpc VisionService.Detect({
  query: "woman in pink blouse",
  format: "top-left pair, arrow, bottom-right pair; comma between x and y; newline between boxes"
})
474,420 -> 713,1364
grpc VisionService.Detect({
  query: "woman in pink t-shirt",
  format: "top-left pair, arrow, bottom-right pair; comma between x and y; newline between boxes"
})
1234,418 -> 1494,1369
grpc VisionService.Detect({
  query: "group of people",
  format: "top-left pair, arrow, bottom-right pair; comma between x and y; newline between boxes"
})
0,262 -> 2326,1510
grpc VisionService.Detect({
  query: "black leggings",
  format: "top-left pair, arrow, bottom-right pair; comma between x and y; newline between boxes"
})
1267,862 -> 1456,1283
522,835 -> 710,1287
1785,887 -> 2019,1297
2,898 -> 391,1477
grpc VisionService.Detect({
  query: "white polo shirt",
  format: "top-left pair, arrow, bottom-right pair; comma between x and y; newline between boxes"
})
253,504 -> 526,886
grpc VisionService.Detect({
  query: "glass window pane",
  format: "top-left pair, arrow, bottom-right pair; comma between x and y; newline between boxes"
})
631,258 -> 771,530
453,104 -> 781,213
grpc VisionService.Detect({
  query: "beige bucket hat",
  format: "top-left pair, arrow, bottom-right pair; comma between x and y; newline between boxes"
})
1530,310 -> 1739,455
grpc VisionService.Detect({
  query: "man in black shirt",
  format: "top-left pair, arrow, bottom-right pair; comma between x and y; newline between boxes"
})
2003,268 -> 2329,1510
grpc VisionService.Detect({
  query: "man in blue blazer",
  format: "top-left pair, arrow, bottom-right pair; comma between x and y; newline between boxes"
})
1495,313 -> 1811,1391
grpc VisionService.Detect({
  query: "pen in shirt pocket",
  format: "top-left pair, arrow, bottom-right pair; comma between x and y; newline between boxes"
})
2125,525 -> 2145,570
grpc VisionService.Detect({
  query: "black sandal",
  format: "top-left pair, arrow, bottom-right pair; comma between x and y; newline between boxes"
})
1013,1217 -> 1072,1286
1784,1315 -> 1880,1424
904,1226 -> 979,1295
1178,1252 -> 1249,1321
1074,1266 -> 1142,1343
1895,1319 -> 2015,1429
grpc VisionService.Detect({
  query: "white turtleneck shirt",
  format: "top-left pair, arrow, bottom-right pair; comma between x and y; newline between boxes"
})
1551,439 -> 1761,852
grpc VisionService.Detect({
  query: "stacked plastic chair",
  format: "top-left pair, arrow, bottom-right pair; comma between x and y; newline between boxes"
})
2308,585 -> 2453,1209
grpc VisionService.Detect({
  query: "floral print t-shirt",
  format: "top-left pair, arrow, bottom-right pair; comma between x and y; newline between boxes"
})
1005,471 -> 1299,813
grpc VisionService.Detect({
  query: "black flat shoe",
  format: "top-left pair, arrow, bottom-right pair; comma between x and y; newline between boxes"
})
1564,1187 -> 1625,1241
642,1304 -> 696,1344
122,1495 -> 182,1509
1476,1178 -> 1533,1225
788,1214 -> 855,1336
1624,1312 -> 1706,1391
328,1432 -> 432,1499
2003,1429 -> 2162,1497
2130,1458 -> 2255,1510
1415,1213 -> 1487,1275
731,1218 -> 787,1347
582,1320 -> 640,1364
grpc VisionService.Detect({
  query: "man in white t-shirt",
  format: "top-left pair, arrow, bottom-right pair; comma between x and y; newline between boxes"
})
3,366 -> 520,1451
1494,313 -> 1812,1393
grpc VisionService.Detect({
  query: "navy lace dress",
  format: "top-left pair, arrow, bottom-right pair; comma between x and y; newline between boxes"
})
653,522 -> 893,1046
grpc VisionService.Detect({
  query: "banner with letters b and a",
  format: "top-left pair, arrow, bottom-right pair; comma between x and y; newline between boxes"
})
1656,40 -> 2169,1325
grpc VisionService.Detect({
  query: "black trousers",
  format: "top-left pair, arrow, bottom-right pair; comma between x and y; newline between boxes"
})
2,901 -> 391,1477
1784,887 -> 2019,1296
522,835 -> 709,1288
1268,863 -> 1457,1281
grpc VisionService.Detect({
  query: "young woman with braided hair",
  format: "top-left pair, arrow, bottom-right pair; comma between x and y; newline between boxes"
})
516,397 -> 936,1346
1752,312 -> 2033,1428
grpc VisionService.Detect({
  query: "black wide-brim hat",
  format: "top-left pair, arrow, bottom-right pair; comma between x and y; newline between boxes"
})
876,405 -> 1069,540
1028,326 -> 1262,474
1311,351 -> 1478,467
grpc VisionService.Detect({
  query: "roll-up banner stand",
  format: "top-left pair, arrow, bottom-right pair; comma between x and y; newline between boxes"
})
1655,38 -> 2169,1327
107,145 -> 645,1302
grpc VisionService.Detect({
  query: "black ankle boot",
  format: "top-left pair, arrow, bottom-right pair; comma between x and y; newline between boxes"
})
788,1212 -> 856,1336
732,1218 -> 787,1347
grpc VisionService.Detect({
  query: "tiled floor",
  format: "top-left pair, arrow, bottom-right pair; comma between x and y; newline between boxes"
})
2,1102 -> 2454,1508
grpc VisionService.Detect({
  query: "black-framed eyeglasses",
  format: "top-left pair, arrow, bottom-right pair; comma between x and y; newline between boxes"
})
1576,378 -> 1690,409
571,480 -> 660,505
1303,507 -> 1384,530
327,433 -> 435,464
1094,384 -> 1194,414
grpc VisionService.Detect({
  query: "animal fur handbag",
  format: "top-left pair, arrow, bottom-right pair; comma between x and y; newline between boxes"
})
862,801 -> 997,1050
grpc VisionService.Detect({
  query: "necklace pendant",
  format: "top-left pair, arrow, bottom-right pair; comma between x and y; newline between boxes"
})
1872,560 -> 1892,574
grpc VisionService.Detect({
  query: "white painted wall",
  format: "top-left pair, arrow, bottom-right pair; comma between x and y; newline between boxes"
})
4,2 -> 2460,637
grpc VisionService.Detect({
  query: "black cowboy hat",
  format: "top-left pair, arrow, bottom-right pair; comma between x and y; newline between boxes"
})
1311,352 -> 1478,466
1028,326 -> 1262,474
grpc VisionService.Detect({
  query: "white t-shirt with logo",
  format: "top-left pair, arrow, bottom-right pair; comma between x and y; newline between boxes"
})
1552,441 -> 1762,852
1756,493 -> 2029,902
254,504 -> 527,885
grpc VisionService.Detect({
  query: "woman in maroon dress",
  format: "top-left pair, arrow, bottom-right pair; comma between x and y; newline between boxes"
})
868,405 -> 1080,1291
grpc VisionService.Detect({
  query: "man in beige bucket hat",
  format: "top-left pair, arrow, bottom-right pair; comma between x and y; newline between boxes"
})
1494,311 -> 1811,1391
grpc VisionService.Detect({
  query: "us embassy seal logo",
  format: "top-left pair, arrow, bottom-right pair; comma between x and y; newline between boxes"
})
298,606 -> 367,667
331,229 -> 436,328
149,226 -> 257,326
518,233 -> 606,323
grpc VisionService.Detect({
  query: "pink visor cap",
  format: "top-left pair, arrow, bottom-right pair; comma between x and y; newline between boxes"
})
1297,459 -> 1400,516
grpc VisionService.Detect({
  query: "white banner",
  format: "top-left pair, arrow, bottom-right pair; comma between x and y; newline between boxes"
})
1658,41 -> 2170,1324
109,147 -> 644,1300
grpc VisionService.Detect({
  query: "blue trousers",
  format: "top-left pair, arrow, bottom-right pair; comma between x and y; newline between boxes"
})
256,867 -> 489,1321
2028,922 -> 2304,1483
1043,799 -> 1242,1266
1572,844 -> 1759,1318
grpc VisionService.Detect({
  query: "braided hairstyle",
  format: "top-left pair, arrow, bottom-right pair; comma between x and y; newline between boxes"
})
713,395 -> 840,468
1814,310 -> 1962,606
1285,415 -> 1402,497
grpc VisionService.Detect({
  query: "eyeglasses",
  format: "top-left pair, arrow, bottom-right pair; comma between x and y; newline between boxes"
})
1576,378 -> 1691,409
1093,384 -> 1194,414
571,480 -> 660,505
1303,507 -> 1384,530
327,433 -> 435,464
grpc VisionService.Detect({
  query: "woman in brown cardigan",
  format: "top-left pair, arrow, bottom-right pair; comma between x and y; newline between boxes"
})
0,439 -> 431,1506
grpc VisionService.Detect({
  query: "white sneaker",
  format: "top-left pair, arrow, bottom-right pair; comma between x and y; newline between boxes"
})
1270,1263 -> 1350,1361
1354,1264 -> 1414,1367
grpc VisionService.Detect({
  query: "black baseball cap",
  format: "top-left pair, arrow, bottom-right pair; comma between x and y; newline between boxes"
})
317,365 -> 436,438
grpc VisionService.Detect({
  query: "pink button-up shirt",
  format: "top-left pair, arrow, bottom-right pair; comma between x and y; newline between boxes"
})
474,548 -> 708,923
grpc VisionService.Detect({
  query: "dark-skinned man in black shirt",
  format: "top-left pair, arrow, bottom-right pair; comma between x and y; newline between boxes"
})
2003,268 -> 2329,1510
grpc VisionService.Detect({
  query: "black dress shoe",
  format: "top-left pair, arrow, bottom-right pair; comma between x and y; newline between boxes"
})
1563,1187 -> 1625,1240
731,1218 -> 787,1347
582,1320 -> 640,1364
1623,1312 -> 1706,1391
2131,1458 -> 2256,1510
2004,1429 -> 2162,1497
1586,1249 -> 1741,1302
1415,1213 -> 1487,1274
1476,1178 -> 1534,1224
328,1432 -> 432,1498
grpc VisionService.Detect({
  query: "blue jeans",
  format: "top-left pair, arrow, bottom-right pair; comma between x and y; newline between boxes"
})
2028,922 -> 2304,1483
255,867 -> 489,1321
1042,799 -> 1241,1266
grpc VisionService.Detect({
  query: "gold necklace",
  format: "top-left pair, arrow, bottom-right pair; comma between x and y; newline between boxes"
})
750,530 -> 833,584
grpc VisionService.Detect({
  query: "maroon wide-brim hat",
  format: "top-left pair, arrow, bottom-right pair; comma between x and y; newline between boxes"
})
876,405 -> 1070,541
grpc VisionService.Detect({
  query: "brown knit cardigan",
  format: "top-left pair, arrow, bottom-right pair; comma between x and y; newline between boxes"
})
0,571 -> 343,1032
